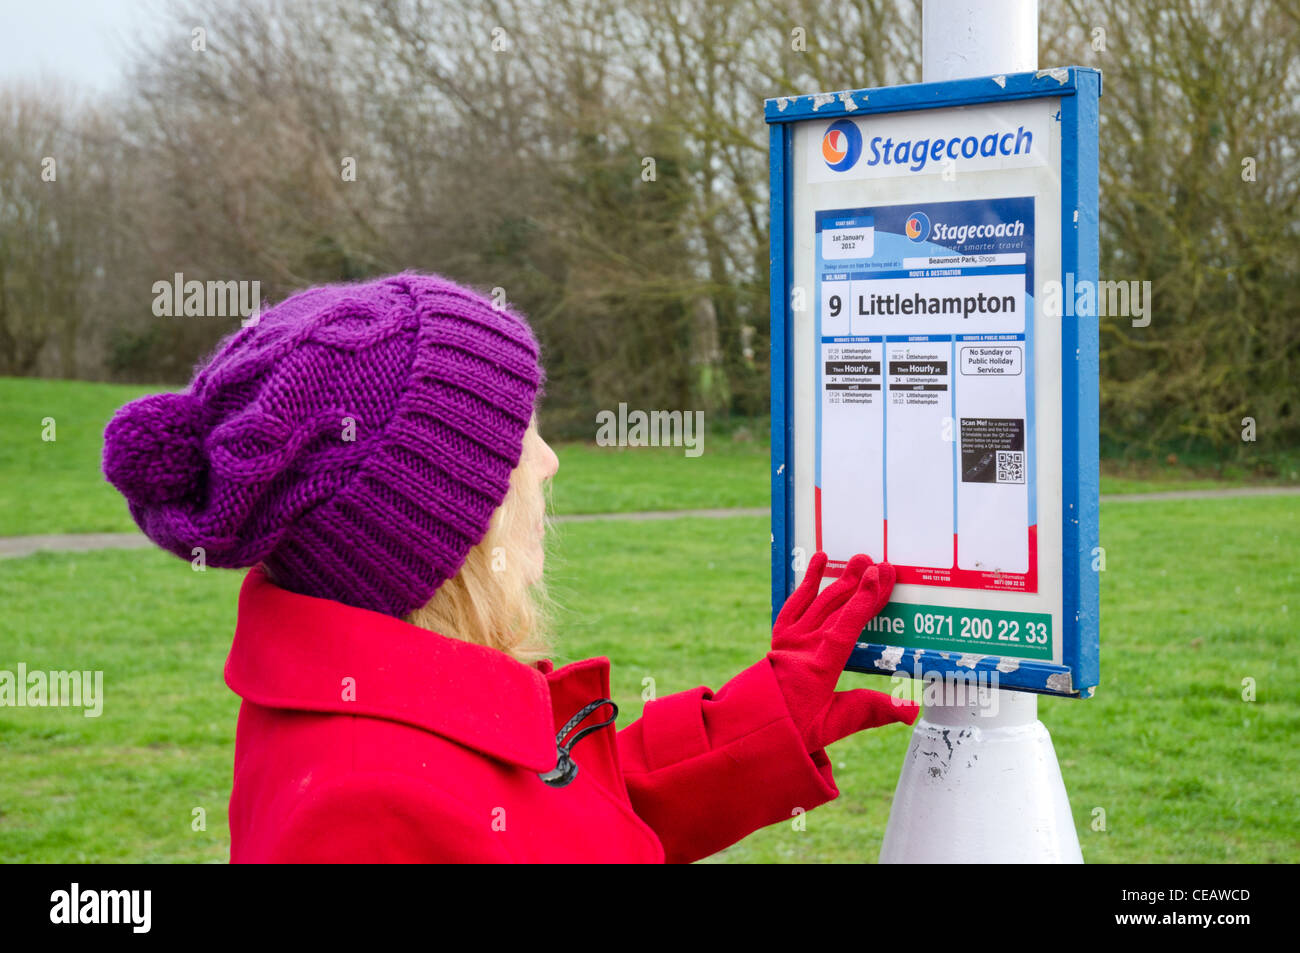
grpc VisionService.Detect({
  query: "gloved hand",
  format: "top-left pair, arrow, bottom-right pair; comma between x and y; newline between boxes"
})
767,551 -> 920,753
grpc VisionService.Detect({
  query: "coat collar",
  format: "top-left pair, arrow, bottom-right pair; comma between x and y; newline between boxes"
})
225,566 -> 559,773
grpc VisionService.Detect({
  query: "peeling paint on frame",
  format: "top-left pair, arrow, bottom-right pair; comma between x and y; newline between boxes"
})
878,645 -> 906,672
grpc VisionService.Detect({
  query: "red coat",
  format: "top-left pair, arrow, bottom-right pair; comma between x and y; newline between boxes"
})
224,566 -> 847,863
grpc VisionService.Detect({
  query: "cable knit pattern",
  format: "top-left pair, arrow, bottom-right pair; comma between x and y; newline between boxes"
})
102,272 -> 545,618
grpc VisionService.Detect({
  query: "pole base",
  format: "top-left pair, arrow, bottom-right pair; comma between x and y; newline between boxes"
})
879,690 -> 1083,863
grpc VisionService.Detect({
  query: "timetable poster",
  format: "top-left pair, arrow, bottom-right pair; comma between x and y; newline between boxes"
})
814,197 -> 1037,593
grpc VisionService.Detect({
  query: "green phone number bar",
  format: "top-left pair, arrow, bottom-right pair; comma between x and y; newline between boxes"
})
858,602 -> 1054,660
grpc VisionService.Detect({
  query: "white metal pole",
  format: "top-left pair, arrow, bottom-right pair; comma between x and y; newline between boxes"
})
921,0 -> 1038,83
878,0 -> 1083,864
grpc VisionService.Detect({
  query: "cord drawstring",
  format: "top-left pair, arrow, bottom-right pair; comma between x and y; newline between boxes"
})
538,698 -> 618,788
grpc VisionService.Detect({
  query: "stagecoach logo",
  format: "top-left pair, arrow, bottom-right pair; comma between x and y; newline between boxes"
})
905,211 -> 931,242
821,119 -> 862,172
808,100 -> 1051,184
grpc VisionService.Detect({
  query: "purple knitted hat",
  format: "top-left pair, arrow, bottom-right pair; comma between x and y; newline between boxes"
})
103,272 -> 544,618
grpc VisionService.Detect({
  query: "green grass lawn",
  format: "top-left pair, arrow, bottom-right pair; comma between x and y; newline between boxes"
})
2,375 -> 1297,862
2,495 -> 1297,862
548,438 -> 769,515
3,376 -> 1296,537
0,378 -> 158,536
0,376 -> 769,535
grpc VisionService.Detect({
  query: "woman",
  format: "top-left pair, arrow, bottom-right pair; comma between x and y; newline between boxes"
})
102,272 -> 918,863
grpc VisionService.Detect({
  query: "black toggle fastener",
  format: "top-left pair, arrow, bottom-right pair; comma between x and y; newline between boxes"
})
538,697 -> 618,788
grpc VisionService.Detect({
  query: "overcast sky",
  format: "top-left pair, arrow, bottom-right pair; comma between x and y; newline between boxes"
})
0,0 -> 171,93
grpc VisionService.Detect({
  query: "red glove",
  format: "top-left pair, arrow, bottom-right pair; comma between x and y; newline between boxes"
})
768,551 -> 920,753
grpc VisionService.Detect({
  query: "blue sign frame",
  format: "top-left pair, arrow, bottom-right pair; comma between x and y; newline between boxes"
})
766,68 -> 1101,698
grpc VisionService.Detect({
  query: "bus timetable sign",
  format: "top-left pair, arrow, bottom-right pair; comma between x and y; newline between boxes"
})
766,68 -> 1101,698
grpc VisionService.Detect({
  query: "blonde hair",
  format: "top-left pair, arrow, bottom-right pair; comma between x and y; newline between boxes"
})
403,421 -> 555,663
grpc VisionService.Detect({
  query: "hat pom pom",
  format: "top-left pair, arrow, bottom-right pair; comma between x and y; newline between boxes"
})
103,392 -> 208,505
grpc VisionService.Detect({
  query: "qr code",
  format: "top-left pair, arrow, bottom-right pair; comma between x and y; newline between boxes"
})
996,450 -> 1025,484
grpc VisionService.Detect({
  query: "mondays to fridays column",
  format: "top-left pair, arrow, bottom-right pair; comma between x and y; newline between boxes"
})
816,212 -> 884,565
